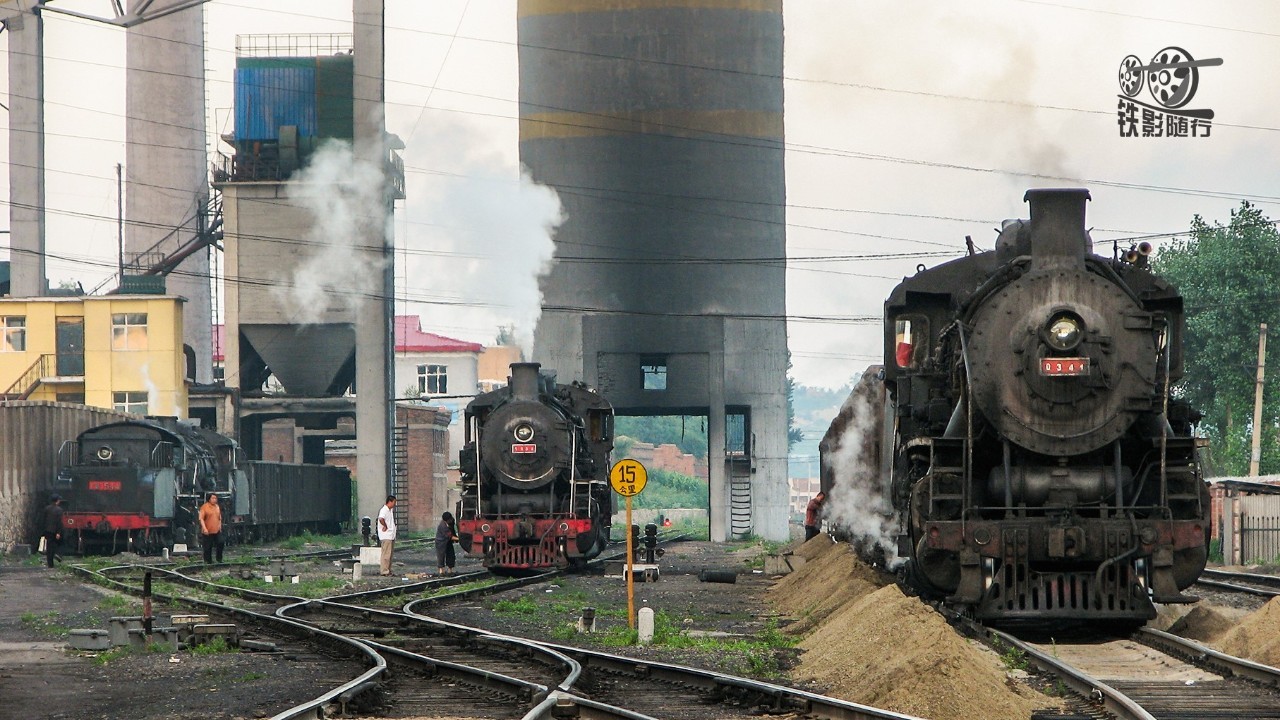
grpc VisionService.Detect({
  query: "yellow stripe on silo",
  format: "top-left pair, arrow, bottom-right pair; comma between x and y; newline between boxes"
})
518,0 -> 781,18
520,109 -> 782,141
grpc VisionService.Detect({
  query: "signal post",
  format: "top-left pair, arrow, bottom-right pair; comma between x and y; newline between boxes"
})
609,459 -> 648,629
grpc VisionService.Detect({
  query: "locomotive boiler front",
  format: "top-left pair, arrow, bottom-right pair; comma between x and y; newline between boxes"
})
967,189 -> 1160,459
479,366 -> 573,490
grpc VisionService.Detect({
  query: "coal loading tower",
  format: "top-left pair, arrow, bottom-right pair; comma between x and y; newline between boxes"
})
518,0 -> 789,541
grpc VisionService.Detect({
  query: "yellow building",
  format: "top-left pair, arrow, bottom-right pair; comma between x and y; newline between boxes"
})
0,295 -> 188,416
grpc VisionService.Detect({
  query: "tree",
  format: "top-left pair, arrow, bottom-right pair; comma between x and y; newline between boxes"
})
1153,201 -> 1280,475
786,352 -> 804,452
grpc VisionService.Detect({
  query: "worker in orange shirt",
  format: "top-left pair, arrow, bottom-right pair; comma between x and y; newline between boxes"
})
198,493 -> 224,564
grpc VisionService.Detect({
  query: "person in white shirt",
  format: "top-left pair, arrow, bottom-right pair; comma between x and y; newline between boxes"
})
377,495 -> 397,576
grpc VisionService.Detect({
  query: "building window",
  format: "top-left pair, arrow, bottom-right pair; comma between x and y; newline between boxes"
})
111,313 -> 148,351
56,393 -> 85,404
1,317 -> 25,352
418,364 -> 447,395
641,355 -> 667,391
113,391 -> 149,415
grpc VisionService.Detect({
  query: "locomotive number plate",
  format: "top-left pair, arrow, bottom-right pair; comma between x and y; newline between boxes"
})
1040,358 -> 1089,376
511,443 -> 537,454
88,480 -> 122,491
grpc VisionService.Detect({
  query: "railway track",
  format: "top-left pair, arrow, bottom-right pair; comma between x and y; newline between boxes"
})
982,624 -> 1280,720
75,536 -> 928,719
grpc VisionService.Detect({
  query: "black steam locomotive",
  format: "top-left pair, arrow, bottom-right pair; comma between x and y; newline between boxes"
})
457,362 -> 615,571
55,418 -> 351,554
825,189 -> 1209,625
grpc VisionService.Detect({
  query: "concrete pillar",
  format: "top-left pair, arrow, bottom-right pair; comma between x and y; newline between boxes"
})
708,351 -> 727,543
352,0 -> 392,521
126,6 -> 211,381
3,8 -> 45,296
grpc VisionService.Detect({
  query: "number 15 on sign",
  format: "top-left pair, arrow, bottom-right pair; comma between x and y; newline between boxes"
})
610,459 -> 648,629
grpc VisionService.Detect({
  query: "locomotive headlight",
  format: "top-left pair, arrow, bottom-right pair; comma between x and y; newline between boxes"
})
513,423 -> 535,443
1045,314 -> 1082,351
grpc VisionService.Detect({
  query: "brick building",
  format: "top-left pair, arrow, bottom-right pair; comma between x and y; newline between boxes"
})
625,441 -> 706,480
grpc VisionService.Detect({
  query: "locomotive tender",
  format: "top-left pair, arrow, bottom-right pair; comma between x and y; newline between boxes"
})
827,189 -> 1209,625
457,362 -> 614,571
56,417 -> 351,554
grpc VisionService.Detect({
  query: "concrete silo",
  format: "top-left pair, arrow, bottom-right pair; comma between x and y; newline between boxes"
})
518,0 -> 789,541
126,6 -> 212,383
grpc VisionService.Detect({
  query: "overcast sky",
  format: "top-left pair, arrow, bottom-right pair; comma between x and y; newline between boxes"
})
2,0 -> 1278,390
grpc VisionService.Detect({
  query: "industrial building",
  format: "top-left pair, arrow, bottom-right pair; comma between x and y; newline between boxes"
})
0,295 -> 189,416
518,0 -> 791,541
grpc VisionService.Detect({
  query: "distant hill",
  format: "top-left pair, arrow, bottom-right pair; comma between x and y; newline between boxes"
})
789,377 -> 861,477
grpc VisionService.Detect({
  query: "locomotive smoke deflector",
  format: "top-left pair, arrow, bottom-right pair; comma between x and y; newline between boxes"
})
1025,188 -> 1091,266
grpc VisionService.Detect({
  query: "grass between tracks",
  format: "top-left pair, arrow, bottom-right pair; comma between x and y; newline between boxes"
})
494,589 -> 797,679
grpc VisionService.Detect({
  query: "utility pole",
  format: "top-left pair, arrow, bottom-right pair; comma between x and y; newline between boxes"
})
1250,323 -> 1267,476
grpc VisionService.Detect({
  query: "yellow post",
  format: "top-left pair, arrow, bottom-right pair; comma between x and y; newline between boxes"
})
626,494 -> 635,629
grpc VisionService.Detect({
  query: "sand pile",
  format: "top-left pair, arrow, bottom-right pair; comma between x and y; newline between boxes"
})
1212,596 -> 1280,666
1164,604 -> 1241,643
769,535 -> 889,635
770,536 -> 1058,720
788,584 -> 1056,720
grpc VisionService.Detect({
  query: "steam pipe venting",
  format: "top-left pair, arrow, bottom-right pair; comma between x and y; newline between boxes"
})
1025,188 -> 1091,264
510,362 -> 542,401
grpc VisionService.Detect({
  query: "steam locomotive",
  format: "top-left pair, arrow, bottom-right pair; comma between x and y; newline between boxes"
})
823,189 -> 1209,625
457,362 -> 615,571
55,417 -> 351,554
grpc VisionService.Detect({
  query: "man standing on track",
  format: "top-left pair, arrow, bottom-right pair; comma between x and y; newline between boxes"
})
198,493 -> 224,564
41,494 -> 64,568
378,495 -> 397,576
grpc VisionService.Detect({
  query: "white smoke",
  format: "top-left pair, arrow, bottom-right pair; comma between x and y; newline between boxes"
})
822,373 -> 903,568
277,140 -> 391,325
398,116 -> 562,355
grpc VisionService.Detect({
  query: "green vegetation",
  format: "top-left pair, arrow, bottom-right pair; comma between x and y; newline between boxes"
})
213,572 -> 347,599
1209,538 -> 1224,564
20,610 -> 69,638
632,468 -> 708,510
1153,201 -> 1280,475
991,636 -> 1029,672
191,635 -> 235,655
598,612 -> 795,678
97,593 -> 139,614
493,596 -> 541,616
615,416 -> 708,458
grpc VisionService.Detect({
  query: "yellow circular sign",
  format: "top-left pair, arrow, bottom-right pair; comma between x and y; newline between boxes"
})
609,459 -> 648,497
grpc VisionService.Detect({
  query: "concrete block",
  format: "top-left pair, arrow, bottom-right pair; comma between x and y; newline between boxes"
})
764,553 -> 806,575
108,616 -> 143,647
68,630 -> 111,651
7,544 -> 31,557
359,546 -> 382,566
126,628 -> 147,651
151,627 -> 180,652
192,623 -> 239,646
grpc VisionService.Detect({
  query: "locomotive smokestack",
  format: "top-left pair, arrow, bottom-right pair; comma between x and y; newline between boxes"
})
1025,188 -> 1091,264
510,363 -> 542,401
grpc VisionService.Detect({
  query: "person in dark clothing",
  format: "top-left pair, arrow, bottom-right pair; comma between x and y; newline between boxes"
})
435,511 -> 457,575
41,494 -> 65,568
804,491 -> 827,541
